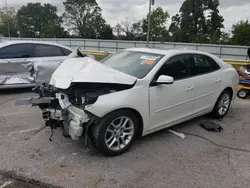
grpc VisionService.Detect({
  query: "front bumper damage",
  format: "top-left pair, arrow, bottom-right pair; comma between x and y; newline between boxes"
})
18,86 -> 99,141
43,104 -> 90,140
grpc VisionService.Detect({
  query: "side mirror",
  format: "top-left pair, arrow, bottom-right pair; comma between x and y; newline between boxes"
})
156,75 -> 174,85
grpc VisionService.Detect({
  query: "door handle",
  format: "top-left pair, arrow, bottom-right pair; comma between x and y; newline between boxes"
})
186,86 -> 195,92
215,79 -> 221,83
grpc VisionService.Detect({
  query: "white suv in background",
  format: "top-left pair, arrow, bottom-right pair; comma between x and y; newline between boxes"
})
0,41 -> 72,89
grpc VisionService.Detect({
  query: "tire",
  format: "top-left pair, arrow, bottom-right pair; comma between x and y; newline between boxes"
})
91,110 -> 139,156
237,89 -> 249,99
211,90 -> 232,119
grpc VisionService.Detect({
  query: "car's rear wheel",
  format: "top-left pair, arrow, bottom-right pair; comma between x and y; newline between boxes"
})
91,110 -> 138,156
237,89 -> 249,99
212,90 -> 232,118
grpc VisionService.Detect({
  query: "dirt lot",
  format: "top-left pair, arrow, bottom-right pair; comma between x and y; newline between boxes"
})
0,89 -> 250,188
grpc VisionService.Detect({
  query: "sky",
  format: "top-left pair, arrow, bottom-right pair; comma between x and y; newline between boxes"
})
0,0 -> 249,32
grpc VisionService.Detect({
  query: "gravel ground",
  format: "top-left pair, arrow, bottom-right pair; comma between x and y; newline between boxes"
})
0,89 -> 250,188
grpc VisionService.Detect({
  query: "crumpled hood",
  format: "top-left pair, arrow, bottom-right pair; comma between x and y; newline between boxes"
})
49,57 -> 137,89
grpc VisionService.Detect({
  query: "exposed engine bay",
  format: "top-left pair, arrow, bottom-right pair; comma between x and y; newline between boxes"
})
31,82 -> 134,142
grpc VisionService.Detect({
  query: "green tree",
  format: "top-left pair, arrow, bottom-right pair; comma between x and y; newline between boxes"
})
40,25 -> 69,38
131,21 -> 144,40
169,14 -> 183,42
99,24 -> 114,39
179,0 -> 208,43
16,3 -> 64,38
141,7 -> 170,41
0,8 -> 18,37
219,32 -> 231,44
206,0 -> 224,43
63,0 -> 113,39
169,0 -> 224,43
231,20 -> 250,46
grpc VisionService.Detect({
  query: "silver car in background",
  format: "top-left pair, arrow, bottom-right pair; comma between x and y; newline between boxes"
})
0,41 -> 72,89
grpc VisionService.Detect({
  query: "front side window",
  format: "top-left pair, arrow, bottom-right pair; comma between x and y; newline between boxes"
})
155,55 -> 191,80
192,55 -> 220,76
34,44 -> 65,57
0,43 -> 33,59
101,50 -> 164,78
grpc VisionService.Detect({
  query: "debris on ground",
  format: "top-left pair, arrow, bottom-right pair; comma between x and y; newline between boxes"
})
168,129 -> 185,139
200,121 -> 223,132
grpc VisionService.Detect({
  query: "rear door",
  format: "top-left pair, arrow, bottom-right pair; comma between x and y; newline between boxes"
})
0,43 -> 34,85
31,44 -> 71,84
191,54 -> 222,113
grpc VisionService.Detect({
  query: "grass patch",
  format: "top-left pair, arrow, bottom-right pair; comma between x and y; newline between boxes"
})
95,55 -> 105,61
232,64 -> 242,69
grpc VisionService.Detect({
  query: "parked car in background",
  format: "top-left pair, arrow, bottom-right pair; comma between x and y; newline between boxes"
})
0,41 -> 72,89
27,48 -> 239,156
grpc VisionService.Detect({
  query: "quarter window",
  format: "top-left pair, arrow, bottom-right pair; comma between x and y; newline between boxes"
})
61,48 -> 72,56
156,55 -> 191,80
192,55 -> 220,76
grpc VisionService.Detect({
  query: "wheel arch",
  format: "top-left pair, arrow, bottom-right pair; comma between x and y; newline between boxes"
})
223,87 -> 233,98
100,107 -> 144,138
212,86 -> 234,110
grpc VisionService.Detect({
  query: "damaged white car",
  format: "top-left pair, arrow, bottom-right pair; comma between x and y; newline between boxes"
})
27,48 -> 239,156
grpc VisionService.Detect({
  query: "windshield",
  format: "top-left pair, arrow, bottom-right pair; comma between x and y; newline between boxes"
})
101,51 -> 164,78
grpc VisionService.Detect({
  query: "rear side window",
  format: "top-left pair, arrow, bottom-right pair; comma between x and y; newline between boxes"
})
0,43 -> 33,59
192,55 -> 220,76
156,55 -> 191,80
34,44 -> 65,57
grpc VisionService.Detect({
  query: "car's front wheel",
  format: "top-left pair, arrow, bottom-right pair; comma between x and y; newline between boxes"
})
212,90 -> 232,118
91,110 -> 139,156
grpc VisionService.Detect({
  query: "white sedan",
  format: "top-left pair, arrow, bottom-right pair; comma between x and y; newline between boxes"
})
30,48 -> 239,156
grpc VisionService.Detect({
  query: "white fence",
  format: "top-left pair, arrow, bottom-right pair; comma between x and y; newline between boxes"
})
0,37 -> 249,60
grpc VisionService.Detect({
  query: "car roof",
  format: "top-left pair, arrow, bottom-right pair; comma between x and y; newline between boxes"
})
124,47 -> 214,57
0,40 -> 72,51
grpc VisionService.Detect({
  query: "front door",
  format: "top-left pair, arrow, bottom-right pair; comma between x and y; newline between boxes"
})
149,54 -> 196,130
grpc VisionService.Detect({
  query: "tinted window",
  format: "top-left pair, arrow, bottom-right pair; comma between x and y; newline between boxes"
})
192,55 -> 220,76
102,51 -> 164,78
156,55 -> 191,80
0,44 -> 33,59
61,48 -> 72,56
34,44 -> 64,57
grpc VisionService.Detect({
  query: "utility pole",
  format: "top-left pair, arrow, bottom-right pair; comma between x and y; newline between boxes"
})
146,0 -> 155,47
5,0 -> 11,38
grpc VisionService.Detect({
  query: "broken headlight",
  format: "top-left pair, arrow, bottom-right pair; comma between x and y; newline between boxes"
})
69,92 -> 99,109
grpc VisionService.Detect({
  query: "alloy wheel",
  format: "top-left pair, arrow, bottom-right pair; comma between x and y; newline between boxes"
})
217,93 -> 230,116
105,116 -> 135,151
